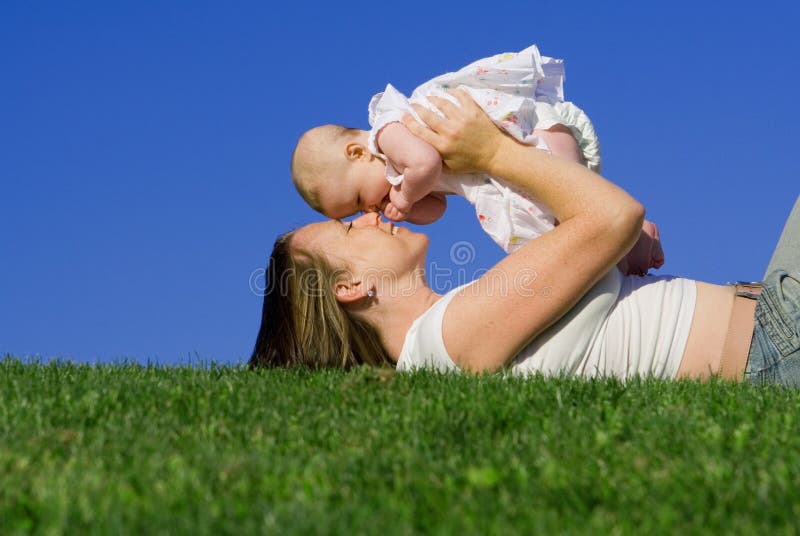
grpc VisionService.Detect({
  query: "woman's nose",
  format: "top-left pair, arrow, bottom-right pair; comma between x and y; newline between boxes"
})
351,212 -> 381,228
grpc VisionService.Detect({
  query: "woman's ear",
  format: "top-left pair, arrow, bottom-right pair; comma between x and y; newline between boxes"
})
345,142 -> 370,162
334,278 -> 368,304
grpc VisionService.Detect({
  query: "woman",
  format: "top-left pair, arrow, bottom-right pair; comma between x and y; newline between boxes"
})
251,90 -> 800,386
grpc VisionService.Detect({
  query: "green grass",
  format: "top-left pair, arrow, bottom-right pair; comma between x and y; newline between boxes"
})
3,357 -> 800,535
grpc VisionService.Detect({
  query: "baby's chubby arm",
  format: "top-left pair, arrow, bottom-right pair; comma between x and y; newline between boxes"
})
376,122 -> 443,220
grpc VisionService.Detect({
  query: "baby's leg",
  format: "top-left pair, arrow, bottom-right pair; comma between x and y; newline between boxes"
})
534,124 -> 586,166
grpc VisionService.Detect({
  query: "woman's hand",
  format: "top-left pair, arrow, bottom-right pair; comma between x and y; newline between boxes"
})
402,89 -> 509,175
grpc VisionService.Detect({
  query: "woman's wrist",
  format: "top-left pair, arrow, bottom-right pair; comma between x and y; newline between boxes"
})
482,134 -> 521,176
483,135 -> 542,181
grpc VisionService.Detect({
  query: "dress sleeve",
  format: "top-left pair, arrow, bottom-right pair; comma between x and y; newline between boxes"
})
367,84 -> 427,186
368,84 -> 419,154
535,54 -> 565,102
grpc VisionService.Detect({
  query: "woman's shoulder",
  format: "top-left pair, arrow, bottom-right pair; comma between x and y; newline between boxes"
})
395,283 -> 471,373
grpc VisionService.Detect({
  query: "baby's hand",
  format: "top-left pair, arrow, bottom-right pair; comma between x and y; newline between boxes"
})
383,202 -> 408,222
383,186 -> 413,221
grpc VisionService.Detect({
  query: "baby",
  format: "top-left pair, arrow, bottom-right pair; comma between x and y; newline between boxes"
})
292,44 -> 663,275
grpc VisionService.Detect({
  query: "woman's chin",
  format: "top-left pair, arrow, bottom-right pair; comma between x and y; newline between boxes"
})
412,229 -> 430,250
415,233 -> 431,264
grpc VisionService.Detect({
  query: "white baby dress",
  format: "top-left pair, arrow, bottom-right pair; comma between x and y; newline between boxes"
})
367,44 -> 601,253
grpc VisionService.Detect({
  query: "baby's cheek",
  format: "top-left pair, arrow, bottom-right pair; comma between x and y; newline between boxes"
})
369,181 -> 390,206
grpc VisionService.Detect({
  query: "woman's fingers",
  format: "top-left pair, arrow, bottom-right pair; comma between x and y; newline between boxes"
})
404,88 -> 479,141
410,102 -> 447,132
425,95 -> 461,119
448,87 -> 476,107
445,88 -> 484,116
403,114 -> 441,148
405,87 -> 506,174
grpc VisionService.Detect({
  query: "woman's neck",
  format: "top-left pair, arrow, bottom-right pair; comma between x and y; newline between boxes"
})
370,284 -> 442,362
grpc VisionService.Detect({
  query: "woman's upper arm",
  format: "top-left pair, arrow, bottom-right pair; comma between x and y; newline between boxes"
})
441,204 -> 642,374
401,89 -> 645,373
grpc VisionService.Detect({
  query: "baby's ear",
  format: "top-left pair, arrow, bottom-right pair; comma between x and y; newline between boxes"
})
345,142 -> 369,161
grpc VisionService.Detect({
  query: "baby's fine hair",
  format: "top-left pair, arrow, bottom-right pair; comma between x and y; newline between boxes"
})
291,124 -> 361,213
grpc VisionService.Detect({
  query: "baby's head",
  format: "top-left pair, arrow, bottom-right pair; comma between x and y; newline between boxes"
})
291,125 -> 390,219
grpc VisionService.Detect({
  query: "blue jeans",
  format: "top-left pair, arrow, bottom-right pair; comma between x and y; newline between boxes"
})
744,196 -> 800,387
744,270 -> 800,387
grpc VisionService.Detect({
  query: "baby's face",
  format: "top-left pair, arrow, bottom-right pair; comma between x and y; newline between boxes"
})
317,159 -> 390,219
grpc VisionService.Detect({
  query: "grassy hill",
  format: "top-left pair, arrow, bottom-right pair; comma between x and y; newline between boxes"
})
3,357 -> 800,534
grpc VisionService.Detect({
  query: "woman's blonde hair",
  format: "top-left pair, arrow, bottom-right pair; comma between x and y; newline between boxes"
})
249,231 -> 393,369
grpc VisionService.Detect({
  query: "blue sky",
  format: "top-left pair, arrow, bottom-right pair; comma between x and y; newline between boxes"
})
2,1 -> 798,365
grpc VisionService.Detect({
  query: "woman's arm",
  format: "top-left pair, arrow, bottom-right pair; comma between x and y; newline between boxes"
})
377,122 -> 443,219
404,90 -> 644,373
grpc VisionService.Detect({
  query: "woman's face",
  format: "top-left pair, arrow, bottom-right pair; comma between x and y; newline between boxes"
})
292,212 -> 429,278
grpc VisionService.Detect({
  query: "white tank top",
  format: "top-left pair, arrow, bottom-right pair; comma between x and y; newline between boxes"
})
396,269 -> 697,380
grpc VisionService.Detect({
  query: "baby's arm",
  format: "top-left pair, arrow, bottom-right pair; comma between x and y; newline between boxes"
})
377,122 -> 443,220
